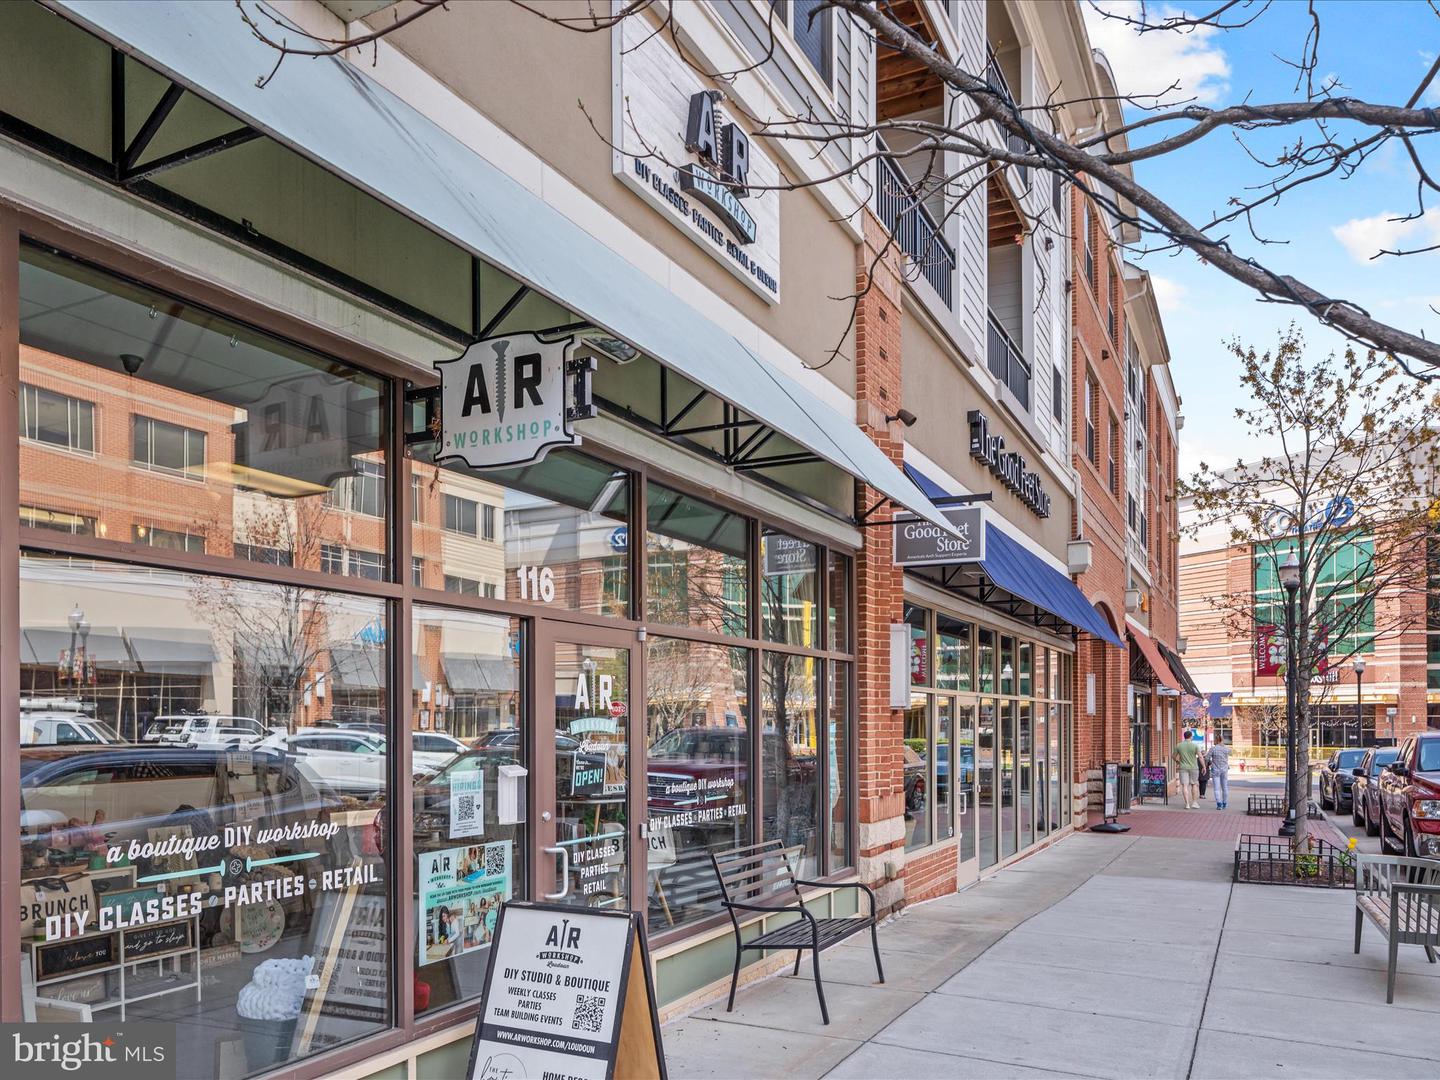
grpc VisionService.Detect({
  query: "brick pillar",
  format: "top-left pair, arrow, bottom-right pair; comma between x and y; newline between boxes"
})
853,210 -> 907,911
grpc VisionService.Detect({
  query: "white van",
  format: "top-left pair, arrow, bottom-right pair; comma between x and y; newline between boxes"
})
20,699 -> 116,746
145,714 -> 278,750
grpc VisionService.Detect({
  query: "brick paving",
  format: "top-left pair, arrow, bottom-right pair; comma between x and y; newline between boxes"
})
1086,805 -> 1350,846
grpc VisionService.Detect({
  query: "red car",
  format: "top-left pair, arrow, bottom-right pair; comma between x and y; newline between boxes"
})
1375,733 -> 1440,859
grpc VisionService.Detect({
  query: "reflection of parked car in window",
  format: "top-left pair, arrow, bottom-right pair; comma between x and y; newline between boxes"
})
145,714 -> 279,750
329,726 -> 468,776
256,730 -> 401,797
647,727 -> 749,819
20,745 -> 338,878
20,700 -> 116,746
428,729 -> 607,801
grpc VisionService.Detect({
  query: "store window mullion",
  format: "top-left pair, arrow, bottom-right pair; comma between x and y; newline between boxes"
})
390,384 -> 415,1036
818,656 -> 830,876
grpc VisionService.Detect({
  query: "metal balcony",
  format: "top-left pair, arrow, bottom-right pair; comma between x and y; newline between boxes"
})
874,144 -> 956,307
986,311 -> 1032,409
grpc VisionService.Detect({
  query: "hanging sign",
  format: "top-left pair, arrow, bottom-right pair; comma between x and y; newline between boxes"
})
466,902 -> 666,1080
892,507 -> 986,567
1255,624 -> 1281,677
435,333 -> 581,471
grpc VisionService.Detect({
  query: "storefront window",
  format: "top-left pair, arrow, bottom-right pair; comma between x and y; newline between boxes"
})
1019,642 -> 1033,697
1000,636 -> 1016,695
761,528 -> 819,647
760,654 -> 820,877
829,662 -> 851,869
18,555 -> 390,1077
646,484 -> 748,636
1000,700 -> 1017,860
645,639 -> 749,933
936,697 -> 954,842
906,604 -> 929,685
936,615 -> 971,691
411,606 -> 522,1017
957,702 -> 976,862
1019,700 -> 1034,849
417,450 -> 629,617
977,628 -> 996,693
827,551 -> 851,651
18,246 -> 390,577
903,694 -> 930,850
978,699 -> 997,868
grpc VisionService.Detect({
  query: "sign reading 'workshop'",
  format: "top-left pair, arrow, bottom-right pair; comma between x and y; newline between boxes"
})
435,333 -> 578,471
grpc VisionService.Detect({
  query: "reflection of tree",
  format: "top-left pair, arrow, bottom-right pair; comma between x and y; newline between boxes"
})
192,500 -> 333,729
645,639 -> 730,744
645,540 -> 746,636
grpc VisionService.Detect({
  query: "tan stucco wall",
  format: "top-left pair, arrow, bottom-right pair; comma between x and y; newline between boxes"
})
381,0 -> 859,398
901,313 -> 1073,553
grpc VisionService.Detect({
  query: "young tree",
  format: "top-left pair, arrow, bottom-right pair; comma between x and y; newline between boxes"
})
239,1 -> 1440,373
1183,329 -> 1439,845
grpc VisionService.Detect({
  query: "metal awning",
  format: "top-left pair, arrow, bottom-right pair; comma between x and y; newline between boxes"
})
1126,620 -> 1181,692
42,1 -> 960,536
1155,640 -> 1202,697
441,655 -> 518,695
901,465 -> 1123,646
126,626 -> 218,674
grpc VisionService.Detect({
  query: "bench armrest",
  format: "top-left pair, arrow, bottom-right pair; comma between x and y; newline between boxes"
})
793,879 -> 880,920
721,898 -> 811,918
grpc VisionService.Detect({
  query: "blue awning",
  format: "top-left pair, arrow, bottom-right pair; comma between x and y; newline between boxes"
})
903,464 -> 1123,647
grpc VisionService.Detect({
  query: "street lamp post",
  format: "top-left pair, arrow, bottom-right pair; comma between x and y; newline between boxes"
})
1352,659 -> 1366,747
1278,552 -> 1302,839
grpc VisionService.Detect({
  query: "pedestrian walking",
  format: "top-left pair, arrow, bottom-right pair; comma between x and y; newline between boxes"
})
1173,729 -> 1202,808
1207,734 -> 1232,810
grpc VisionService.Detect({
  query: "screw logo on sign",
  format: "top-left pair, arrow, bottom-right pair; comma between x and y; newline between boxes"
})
434,332 -> 579,471
609,701 -> 627,719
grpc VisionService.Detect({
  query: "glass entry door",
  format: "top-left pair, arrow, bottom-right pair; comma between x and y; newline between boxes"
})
536,625 -> 637,910
957,701 -> 978,884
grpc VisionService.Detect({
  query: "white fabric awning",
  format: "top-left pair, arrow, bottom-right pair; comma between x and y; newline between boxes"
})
50,0 -> 959,534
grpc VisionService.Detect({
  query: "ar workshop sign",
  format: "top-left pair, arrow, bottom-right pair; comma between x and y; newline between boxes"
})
613,17 -> 781,301
435,333 -> 582,471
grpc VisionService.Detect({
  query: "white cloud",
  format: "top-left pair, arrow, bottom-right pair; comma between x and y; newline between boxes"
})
1330,207 -> 1440,264
1083,2 -> 1231,106
1150,274 -> 1188,313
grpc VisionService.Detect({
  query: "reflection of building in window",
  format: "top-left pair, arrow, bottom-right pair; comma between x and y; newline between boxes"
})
444,493 -> 478,535
134,523 -> 204,553
235,542 -> 294,566
21,383 -> 94,453
321,542 -> 384,581
326,457 -> 385,517
20,505 -> 96,536
132,415 -> 206,478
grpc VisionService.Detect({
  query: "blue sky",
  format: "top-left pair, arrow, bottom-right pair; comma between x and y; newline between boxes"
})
1083,2 -> 1440,475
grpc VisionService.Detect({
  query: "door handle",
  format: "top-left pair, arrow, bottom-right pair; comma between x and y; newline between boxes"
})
542,845 -> 570,900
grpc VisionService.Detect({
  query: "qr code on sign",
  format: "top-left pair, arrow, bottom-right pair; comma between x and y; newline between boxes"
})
454,795 -> 475,825
483,843 -> 508,877
571,994 -> 605,1034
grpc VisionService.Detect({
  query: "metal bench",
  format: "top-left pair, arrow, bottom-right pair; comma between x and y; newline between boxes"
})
1354,853 -> 1440,1002
710,839 -> 882,1024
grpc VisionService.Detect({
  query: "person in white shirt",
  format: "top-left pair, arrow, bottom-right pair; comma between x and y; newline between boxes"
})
1207,734 -> 1232,810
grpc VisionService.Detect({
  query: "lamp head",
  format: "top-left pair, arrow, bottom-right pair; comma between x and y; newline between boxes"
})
1279,550 -> 1301,592
67,604 -> 84,632
119,353 -> 144,375
1353,658 -> 1366,676
885,409 -> 918,428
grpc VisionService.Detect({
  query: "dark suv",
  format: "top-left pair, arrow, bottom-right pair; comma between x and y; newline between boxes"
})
1376,733 -> 1440,858
1352,745 -> 1400,836
1319,748 -> 1368,812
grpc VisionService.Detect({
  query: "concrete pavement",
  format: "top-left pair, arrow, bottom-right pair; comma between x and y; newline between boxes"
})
662,812 -> 1440,1079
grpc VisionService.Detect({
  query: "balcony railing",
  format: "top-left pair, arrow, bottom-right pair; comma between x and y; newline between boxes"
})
987,310 -> 1032,409
986,50 -> 1028,185
875,144 -> 956,307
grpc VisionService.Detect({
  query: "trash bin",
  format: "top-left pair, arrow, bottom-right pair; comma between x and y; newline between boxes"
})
1116,764 -> 1134,812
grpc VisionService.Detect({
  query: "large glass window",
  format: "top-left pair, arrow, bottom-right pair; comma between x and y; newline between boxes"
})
18,246 -> 390,573
760,654 -> 821,877
827,551 -> 851,652
906,604 -> 929,686
936,697 -> 954,842
761,529 -> 819,647
417,449 -> 629,617
978,699 -> 997,868
829,662 -> 851,870
411,606 -> 522,1016
904,694 -> 930,850
1000,700 -> 1017,860
957,702 -> 976,863
645,640 -> 749,933
18,556 -> 390,1076
936,615 -> 971,691
646,484 -> 748,635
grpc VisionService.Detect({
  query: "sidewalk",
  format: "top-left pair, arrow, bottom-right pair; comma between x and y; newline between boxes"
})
662,824 -> 1440,1079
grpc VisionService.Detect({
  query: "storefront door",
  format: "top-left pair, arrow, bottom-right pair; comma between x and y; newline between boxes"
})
956,700 -> 979,885
534,624 -> 640,911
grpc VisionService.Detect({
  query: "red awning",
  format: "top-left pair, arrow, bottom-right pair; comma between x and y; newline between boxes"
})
1127,623 -> 1182,692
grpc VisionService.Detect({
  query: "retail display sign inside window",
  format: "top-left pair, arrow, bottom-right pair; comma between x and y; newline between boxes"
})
435,333 -> 592,471
613,16 -> 782,302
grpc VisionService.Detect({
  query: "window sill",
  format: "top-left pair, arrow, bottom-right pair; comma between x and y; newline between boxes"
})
21,437 -> 96,459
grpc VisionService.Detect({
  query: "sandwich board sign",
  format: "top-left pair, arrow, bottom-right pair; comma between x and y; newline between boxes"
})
466,901 -> 666,1080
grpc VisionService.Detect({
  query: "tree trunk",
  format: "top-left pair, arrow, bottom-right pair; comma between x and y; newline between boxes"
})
1292,706 -> 1312,848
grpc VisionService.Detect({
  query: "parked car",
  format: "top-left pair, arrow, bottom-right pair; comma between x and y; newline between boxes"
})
145,714 -> 279,750
328,725 -> 469,775
257,730 -> 389,797
1319,748 -> 1368,812
1352,745 -> 1401,835
1376,733 -> 1440,858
